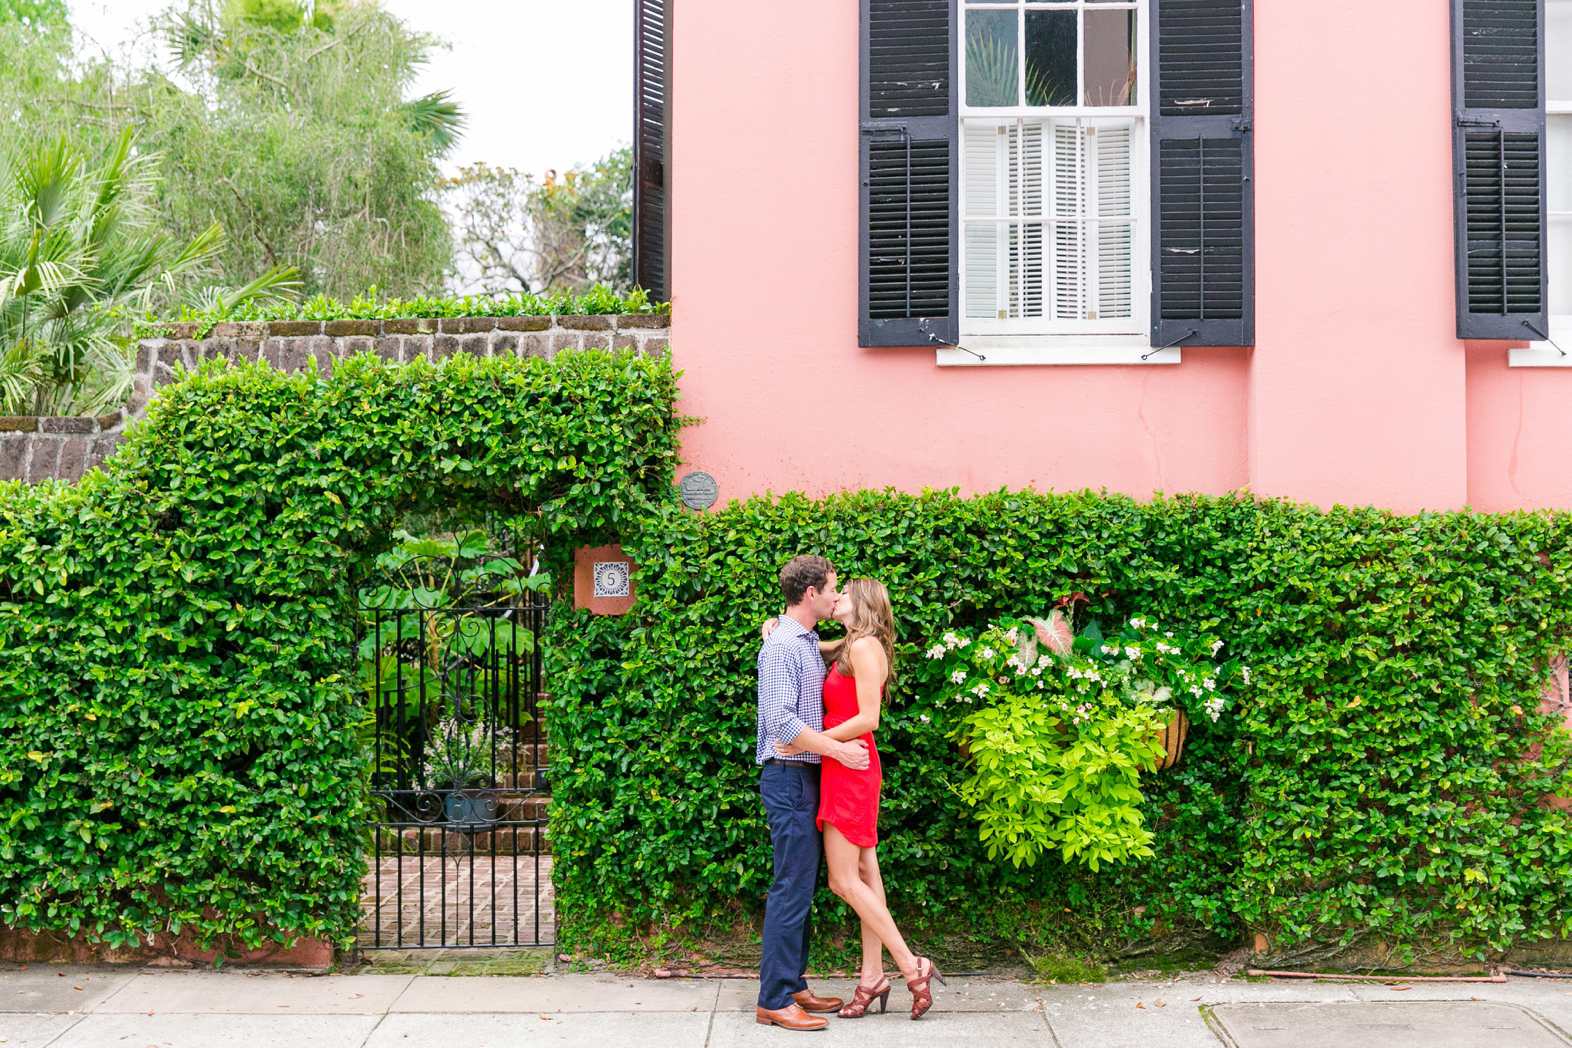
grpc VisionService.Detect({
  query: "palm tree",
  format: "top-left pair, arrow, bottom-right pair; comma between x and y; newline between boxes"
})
0,130 -> 296,416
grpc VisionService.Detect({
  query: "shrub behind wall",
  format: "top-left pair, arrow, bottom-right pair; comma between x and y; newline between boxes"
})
547,491 -> 1572,965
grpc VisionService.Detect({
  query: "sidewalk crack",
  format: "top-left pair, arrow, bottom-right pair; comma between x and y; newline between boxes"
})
39,1011 -> 90,1048
355,1012 -> 389,1048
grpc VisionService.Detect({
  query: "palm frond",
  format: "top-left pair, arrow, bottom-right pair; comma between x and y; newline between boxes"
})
15,136 -> 82,231
404,90 -> 465,152
163,221 -> 225,276
188,263 -> 301,313
0,340 -> 41,414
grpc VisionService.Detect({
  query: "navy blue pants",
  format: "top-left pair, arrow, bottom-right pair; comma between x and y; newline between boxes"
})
757,761 -> 821,1010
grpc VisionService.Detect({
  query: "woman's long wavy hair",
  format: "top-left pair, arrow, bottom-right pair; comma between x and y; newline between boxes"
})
831,578 -> 896,686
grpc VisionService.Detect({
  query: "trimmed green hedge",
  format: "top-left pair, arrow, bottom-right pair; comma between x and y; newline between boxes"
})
0,350 -> 682,952
547,492 -> 1572,965
132,285 -> 667,339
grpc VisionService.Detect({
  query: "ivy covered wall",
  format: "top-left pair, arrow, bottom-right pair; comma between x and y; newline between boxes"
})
548,492 -> 1572,969
0,350 -> 682,953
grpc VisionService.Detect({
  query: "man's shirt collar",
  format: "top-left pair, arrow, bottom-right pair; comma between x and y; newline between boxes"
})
773,613 -> 818,642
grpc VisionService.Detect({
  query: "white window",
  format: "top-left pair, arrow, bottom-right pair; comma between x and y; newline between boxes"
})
957,0 -> 1152,362
1516,0 -> 1572,363
1550,0 -> 1571,345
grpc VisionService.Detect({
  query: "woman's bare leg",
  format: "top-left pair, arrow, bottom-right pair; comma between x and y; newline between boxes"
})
856,846 -> 888,986
823,824 -> 917,979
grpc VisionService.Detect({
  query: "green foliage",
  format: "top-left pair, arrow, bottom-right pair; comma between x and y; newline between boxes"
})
223,0 -> 340,32
0,0 -> 66,30
0,348 -> 683,951
957,688 -> 1163,871
403,89 -> 466,153
0,2 -> 456,298
547,490 -> 1572,963
0,130 -> 294,415
934,614 -> 1245,869
136,284 -> 666,338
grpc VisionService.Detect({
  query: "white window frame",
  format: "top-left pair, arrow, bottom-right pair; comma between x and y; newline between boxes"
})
946,0 -> 1170,366
1509,0 -> 1571,366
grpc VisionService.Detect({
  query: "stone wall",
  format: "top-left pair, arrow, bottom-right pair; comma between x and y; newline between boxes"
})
0,314 -> 671,484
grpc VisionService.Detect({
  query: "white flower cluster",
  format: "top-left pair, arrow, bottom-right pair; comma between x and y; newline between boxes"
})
1202,695 -> 1225,721
1003,626 -> 1019,645
950,668 -> 967,684
931,631 -> 970,658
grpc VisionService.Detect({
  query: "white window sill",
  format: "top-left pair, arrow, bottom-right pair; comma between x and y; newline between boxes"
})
1508,318 -> 1572,366
937,335 -> 1179,367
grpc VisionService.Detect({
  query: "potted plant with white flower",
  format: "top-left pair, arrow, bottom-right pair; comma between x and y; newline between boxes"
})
927,611 -> 1248,870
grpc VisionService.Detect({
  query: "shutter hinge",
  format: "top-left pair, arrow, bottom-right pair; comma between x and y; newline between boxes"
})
1455,115 -> 1501,128
1230,116 -> 1251,133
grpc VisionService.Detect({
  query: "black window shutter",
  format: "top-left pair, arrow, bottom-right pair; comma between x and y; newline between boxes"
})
859,0 -> 957,348
1149,0 -> 1254,348
1452,0 -> 1548,340
633,0 -> 670,302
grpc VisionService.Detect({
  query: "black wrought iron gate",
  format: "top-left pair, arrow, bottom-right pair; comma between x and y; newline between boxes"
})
358,598 -> 554,948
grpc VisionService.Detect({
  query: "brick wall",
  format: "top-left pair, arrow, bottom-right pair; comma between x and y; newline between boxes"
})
0,314 -> 671,484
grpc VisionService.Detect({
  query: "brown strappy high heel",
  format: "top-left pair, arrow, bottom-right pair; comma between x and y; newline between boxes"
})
906,957 -> 946,1020
837,976 -> 891,1018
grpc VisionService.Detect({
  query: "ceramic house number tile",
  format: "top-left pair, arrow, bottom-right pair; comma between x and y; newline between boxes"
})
593,561 -> 631,598
573,544 -> 636,615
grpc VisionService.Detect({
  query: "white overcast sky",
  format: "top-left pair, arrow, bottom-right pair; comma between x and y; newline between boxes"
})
66,0 -> 634,178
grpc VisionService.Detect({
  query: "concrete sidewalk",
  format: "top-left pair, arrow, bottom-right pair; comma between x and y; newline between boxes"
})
5,965 -> 1572,1047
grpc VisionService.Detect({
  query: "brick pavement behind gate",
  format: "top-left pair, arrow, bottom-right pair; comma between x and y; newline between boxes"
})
358,854 -> 555,949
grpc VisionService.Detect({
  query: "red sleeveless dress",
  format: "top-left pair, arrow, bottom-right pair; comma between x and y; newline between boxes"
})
817,665 -> 882,847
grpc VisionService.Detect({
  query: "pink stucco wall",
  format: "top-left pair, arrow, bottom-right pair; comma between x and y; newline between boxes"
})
1466,344 -> 1572,511
1250,0 -> 1466,514
667,0 -> 1569,513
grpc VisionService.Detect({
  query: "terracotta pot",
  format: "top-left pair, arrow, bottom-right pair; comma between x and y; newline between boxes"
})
1152,710 -> 1189,771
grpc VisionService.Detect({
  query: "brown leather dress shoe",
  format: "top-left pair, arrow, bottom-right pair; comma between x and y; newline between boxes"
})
791,989 -> 845,1013
756,1002 -> 829,1030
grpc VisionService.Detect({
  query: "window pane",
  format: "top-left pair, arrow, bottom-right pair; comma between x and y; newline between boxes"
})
1551,114 -> 1572,214
1084,9 -> 1137,106
1551,114 -> 1572,316
1552,217 -> 1571,316
1024,10 -> 1076,106
964,124 -> 1002,317
1549,1 -> 1572,102
966,9 -> 1019,107
962,117 -> 1135,322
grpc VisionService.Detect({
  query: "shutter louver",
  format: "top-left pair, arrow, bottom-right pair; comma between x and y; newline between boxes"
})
860,0 -> 958,347
1149,0 -> 1254,348
1452,0 -> 1548,340
633,0 -> 669,302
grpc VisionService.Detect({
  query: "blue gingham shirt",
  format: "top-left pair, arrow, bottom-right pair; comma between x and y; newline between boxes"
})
755,615 -> 826,765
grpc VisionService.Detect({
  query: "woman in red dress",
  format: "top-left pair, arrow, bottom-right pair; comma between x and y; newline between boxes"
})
774,578 -> 944,1020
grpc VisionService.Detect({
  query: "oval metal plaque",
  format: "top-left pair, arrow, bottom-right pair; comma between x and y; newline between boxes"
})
679,470 -> 719,510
